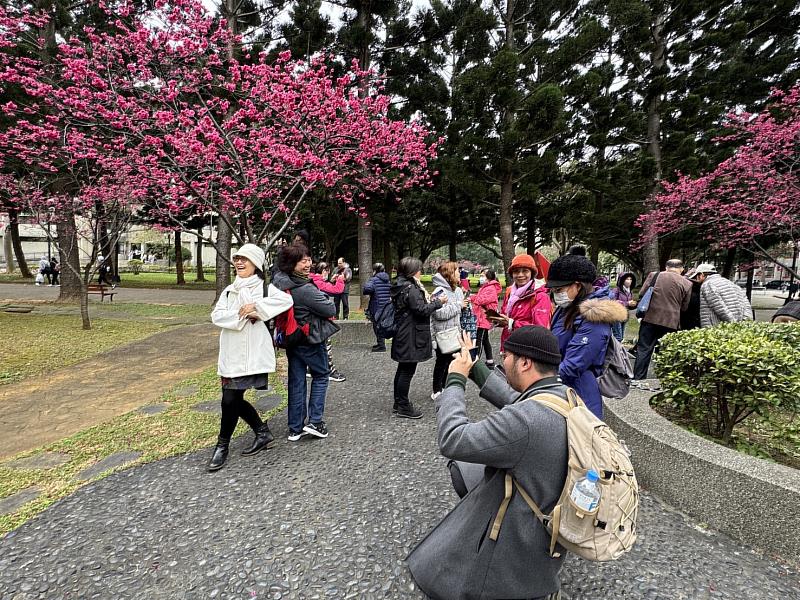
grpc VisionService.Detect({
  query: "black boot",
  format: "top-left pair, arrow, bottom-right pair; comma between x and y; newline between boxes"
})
241,423 -> 275,456
207,437 -> 230,471
395,402 -> 423,419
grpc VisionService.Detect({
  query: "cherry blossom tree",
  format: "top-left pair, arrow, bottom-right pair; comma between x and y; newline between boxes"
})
0,0 -> 438,323
636,85 -> 800,279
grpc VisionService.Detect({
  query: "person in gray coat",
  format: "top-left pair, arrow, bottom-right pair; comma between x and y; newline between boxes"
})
430,261 -> 466,399
407,327 -> 568,600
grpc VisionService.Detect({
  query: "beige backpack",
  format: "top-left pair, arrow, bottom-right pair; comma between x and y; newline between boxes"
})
489,388 -> 639,561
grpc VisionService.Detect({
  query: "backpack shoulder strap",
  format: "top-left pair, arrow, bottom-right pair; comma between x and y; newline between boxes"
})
519,389 -> 582,417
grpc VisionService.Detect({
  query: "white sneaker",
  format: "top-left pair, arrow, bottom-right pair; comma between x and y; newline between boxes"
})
431,391 -> 442,401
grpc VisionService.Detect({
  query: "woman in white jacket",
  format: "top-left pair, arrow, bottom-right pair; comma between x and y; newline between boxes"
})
208,244 -> 293,472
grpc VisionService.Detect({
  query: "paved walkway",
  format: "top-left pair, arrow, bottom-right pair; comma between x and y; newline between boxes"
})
0,323 -> 218,459
0,343 -> 797,599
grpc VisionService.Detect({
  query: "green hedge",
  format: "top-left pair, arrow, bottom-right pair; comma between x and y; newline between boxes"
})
654,322 -> 800,444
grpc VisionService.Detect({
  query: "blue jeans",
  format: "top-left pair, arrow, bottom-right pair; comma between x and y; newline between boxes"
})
611,320 -> 626,342
287,343 -> 329,433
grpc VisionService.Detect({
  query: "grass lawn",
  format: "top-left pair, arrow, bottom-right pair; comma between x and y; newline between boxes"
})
0,271 -> 216,290
0,367 -> 287,536
0,312 -> 168,385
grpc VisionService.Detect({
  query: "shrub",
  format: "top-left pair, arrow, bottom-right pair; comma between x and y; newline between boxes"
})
128,259 -> 143,274
653,322 -> 800,444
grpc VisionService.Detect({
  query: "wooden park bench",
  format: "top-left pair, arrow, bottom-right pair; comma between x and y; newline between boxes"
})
87,284 -> 116,302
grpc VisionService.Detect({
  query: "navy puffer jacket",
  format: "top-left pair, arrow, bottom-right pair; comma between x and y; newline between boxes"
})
363,272 -> 392,318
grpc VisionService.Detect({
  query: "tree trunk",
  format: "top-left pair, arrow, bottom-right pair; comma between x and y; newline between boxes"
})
499,175 -> 515,273
383,236 -> 391,271
215,214 -> 233,302
175,229 -> 185,285
3,224 -> 14,273
79,281 -> 90,330
195,229 -> 206,281
642,9 -> 667,275
57,211 -> 82,302
357,216 -> 372,309
721,247 -> 737,279
525,205 -> 537,255
7,209 -> 31,277
448,237 -> 457,261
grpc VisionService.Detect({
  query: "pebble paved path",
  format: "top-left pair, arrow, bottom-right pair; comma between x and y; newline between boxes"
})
1,344 -> 798,599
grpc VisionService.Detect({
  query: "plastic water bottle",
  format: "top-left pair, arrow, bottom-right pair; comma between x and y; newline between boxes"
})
570,470 -> 601,512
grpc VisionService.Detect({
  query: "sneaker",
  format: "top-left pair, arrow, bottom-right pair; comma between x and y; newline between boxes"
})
287,430 -> 308,442
303,422 -> 329,438
329,370 -> 346,382
485,360 -> 495,370
395,404 -> 423,419
430,391 -> 442,401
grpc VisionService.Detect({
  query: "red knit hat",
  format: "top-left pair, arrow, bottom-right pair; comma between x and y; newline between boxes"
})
509,254 -> 538,276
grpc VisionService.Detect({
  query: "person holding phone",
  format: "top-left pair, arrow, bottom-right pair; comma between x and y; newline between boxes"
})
390,257 -> 446,419
430,261 -> 466,400
471,269 -> 502,368
489,254 -> 552,352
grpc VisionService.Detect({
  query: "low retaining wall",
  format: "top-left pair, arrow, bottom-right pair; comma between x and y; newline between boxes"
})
605,387 -> 800,561
331,320 -> 377,346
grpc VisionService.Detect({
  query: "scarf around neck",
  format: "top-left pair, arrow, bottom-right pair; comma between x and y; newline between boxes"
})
231,274 -> 262,309
506,279 -> 534,316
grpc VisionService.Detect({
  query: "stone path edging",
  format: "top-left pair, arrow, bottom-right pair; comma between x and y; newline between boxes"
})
604,387 -> 800,561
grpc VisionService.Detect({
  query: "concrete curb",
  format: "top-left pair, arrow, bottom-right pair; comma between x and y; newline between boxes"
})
331,319 -> 378,346
604,386 -> 800,561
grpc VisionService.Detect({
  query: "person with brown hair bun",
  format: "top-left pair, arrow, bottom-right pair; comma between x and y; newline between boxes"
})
430,261 -> 466,400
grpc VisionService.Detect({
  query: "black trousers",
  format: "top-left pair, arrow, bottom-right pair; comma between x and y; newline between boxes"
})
432,349 -> 454,393
633,322 -> 674,380
334,292 -> 350,319
219,388 -> 263,440
372,322 -> 385,349
393,362 -> 418,407
475,327 -> 493,362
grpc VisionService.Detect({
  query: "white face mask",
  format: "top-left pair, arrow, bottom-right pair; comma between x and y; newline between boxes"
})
479,277 -> 486,285
553,291 -> 572,307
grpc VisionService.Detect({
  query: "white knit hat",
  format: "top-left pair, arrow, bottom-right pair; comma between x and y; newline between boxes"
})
232,244 -> 266,271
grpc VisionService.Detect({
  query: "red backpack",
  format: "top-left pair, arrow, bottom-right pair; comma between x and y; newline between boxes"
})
271,288 -> 310,349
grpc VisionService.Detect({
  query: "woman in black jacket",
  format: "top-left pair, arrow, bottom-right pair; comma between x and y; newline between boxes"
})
390,257 -> 445,419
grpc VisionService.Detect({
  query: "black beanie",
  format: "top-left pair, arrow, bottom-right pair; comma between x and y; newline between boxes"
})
504,326 -> 562,366
546,255 -> 597,288
772,301 -> 800,322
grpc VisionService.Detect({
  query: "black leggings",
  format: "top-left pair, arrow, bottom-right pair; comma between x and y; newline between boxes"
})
432,349 -> 454,393
393,362 -> 418,406
475,327 -> 493,362
219,388 -> 263,440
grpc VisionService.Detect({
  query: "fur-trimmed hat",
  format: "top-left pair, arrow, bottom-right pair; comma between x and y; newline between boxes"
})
232,243 -> 266,271
503,326 -> 562,366
545,255 -> 597,288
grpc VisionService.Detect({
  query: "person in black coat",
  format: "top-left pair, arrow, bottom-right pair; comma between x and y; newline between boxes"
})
390,257 -> 445,419
363,262 -> 392,352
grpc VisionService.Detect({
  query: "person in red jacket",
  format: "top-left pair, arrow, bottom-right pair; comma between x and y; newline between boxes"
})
470,269 -> 503,368
490,254 -> 552,351
309,262 -> 347,382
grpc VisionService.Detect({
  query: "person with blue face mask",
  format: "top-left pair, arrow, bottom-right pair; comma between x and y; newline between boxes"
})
546,255 -> 627,419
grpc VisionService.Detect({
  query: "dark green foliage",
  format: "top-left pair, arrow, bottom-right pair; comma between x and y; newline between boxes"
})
653,323 -> 800,445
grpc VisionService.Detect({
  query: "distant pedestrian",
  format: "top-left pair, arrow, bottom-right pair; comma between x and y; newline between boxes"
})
609,272 -> 637,341
390,256 -> 446,419
38,257 -> 51,285
633,259 -> 692,380
272,244 -> 340,441
489,254 -> 551,352
547,254 -> 626,419
363,262 -> 392,352
208,244 -> 293,472
680,268 -> 702,331
98,261 -> 113,286
459,267 -> 470,291
471,269 -> 502,368
430,261 -> 466,400
691,263 -> 753,327
333,257 -> 353,320
310,262 -> 347,382
49,257 -> 59,286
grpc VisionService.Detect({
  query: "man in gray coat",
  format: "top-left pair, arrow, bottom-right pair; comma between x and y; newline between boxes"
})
690,263 -> 753,327
407,327 -> 568,600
